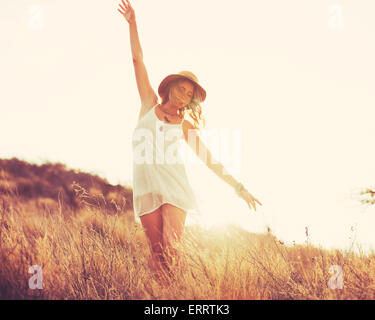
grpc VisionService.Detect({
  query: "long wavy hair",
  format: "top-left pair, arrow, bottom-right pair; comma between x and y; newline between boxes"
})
160,78 -> 206,131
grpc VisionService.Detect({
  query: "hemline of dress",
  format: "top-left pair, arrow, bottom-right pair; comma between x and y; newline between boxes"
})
136,201 -> 200,218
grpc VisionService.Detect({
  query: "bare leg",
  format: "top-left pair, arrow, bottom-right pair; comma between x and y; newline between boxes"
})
161,204 -> 187,272
139,207 -> 169,284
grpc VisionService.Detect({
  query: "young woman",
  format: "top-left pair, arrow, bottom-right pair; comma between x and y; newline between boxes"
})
118,0 -> 262,285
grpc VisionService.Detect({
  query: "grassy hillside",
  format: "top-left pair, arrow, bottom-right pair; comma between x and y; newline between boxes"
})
0,158 -> 374,299
0,157 -> 133,217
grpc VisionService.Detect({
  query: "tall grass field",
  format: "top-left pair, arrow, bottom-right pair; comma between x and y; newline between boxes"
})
0,158 -> 374,300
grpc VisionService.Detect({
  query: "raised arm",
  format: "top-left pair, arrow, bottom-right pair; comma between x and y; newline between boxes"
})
118,0 -> 158,115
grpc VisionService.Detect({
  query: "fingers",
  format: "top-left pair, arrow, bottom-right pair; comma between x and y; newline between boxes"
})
118,8 -> 124,15
252,201 -> 257,211
126,0 -> 133,9
242,191 -> 262,213
119,3 -> 126,12
123,0 -> 133,11
248,198 -> 261,212
121,0 -> 128,9
250,194 -> 262,207
247,200 -> 256,212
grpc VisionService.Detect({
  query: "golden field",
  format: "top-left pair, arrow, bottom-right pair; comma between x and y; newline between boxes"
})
0,158 -> 374,300
1,192 -> 375,300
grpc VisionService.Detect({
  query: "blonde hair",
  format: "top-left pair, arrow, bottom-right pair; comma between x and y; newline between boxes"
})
160,78 -> 206,131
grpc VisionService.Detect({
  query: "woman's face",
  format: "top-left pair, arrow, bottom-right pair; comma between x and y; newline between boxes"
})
169,79 -> 195,108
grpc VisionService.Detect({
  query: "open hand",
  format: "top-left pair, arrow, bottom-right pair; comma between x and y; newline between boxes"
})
240,190 -> 262,212
118,0 -> 136,24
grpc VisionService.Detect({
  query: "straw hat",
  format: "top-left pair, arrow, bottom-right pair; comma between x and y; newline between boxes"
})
158,70 -> 206,103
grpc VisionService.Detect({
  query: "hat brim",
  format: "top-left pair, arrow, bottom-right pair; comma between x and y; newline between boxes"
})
158,74 -> 206,102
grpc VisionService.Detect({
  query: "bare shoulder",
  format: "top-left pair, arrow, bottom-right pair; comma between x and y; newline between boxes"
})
138,96 -> 158,121
182,118 -> 194,129
182,119 -> 199,141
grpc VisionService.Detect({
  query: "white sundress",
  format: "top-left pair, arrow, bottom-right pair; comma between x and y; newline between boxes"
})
131,103 -> 201,218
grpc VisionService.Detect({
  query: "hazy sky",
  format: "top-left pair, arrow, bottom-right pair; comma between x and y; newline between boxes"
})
1,0 -> 374,251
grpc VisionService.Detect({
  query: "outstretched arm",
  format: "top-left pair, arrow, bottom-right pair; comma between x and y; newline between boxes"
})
182,121 -> 262,212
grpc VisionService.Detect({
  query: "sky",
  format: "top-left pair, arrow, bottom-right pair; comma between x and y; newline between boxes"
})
1,0 -> 374,252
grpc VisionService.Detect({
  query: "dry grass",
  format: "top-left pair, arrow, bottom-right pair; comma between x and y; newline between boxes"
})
1,187 -> 375,300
